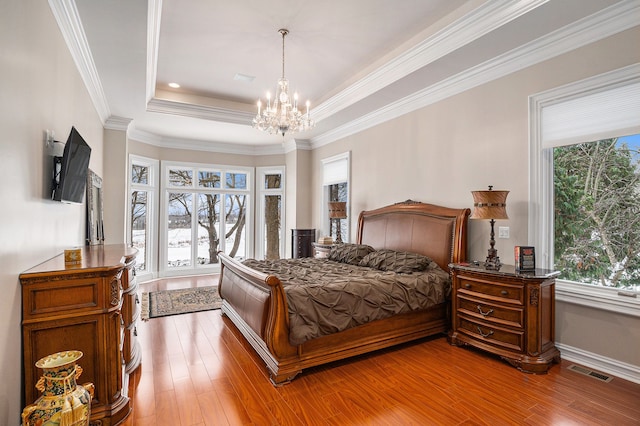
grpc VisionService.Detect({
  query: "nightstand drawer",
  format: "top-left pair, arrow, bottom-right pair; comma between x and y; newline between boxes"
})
457,276 -> 523,305
457,295 -> 524,328
458,316 -> 524,352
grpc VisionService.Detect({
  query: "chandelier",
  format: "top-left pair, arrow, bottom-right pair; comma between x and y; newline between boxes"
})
253,29 -> 315,137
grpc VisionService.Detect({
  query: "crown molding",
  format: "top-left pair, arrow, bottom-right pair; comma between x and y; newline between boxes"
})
311,0 -> 640,148
146,0 -> 162,103
104,116 -> 133,131
312,0 -> 549,123
128,128 -> 284,156
146,98 -> 254,125
283,139 -> 313,154
48,0 -> 110,123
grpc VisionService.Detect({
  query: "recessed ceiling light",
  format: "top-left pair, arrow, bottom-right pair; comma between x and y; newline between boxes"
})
168,82 -> 180,88
234,73 -> 255,83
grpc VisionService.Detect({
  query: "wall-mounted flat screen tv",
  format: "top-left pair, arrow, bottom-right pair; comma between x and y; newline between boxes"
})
52,126 -> 92,204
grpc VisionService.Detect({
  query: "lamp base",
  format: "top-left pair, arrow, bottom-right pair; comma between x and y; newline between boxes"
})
484,248 -> 502,270
334,219 -> 343,244
484,257 -> 502,270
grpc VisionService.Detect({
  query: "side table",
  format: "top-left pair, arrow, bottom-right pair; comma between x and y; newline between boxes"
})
312,242 -> 334,258
447,262 -> 561,373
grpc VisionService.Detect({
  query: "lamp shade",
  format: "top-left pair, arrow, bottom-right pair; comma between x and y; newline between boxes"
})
470,188 -> 509,220
328,201 -> 347,219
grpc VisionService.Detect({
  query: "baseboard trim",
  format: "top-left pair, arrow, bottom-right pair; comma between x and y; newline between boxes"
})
556,342 -> 640,384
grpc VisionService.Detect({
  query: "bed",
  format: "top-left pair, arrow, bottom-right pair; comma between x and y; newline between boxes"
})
217,200 -> 470,385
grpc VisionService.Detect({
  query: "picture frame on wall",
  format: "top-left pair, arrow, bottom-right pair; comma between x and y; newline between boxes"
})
86,169 -> 104,245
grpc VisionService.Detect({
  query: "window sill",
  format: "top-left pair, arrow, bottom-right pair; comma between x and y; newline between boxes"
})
555,280 -> 640,318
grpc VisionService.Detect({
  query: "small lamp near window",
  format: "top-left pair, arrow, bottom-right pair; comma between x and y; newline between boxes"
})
328,202 -> 347,244
470,186 -> 509,270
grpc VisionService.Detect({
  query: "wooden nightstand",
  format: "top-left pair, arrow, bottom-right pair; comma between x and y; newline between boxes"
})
447,263 -> 561,373
312,242 -> 334,258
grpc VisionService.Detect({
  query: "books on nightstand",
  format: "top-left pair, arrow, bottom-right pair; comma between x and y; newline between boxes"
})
318,236 -> 333,245
515,246 -> 536,271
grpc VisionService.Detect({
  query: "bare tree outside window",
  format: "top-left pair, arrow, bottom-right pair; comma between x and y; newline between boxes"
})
264,173 -> 282,259
167,191 -> 193,267
167,169 -> 247,268
224,193 -> 246,259
130,164 -> 149,271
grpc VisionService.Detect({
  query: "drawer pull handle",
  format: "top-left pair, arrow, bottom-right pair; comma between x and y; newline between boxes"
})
464,283 -> 471,289
501,290 -> 508,296
477,305 -> 494,317
476,326 -> 494,338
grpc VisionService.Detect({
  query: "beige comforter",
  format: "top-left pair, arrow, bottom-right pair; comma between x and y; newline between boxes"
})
242,257 -> 451,345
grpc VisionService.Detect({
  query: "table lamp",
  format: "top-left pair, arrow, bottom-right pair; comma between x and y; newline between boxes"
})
470,186 -> 509,270
328,201 -> 347,244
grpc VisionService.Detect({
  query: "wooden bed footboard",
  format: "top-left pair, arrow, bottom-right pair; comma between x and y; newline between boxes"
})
218,253 -> 302,382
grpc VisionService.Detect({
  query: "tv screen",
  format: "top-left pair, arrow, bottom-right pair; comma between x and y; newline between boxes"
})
52,127 -> 92,204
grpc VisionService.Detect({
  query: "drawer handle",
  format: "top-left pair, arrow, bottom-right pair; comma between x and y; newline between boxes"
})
476,326 -> 494,338
477,305 -> 494,317
464,283 -> 471,289
501,290 -> 508,296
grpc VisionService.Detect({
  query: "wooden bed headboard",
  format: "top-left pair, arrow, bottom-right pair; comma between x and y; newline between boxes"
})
356,200 -> 470,272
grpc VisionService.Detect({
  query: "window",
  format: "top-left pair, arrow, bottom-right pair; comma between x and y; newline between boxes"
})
529,64 -> 640,316
321,152 -> 350,242
553,136 -> 639,289
160,162 -> 252,276
128,155 -> 158,280
256,167 -> 285,260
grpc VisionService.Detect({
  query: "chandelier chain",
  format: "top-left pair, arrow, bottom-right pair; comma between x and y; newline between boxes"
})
280,28 -> 287,79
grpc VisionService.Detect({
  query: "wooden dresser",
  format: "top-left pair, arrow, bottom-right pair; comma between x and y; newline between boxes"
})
20,244 -> 139,426
448,263 -> 561,373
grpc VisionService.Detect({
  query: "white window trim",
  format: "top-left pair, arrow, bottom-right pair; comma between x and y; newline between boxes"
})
321,152 -> 351,240
255,166 -> 286,260
127,155 -> 158,282
159,160 -> 253,277
529,63 -> 640,317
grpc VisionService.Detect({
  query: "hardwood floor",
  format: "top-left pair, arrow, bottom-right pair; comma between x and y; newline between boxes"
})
120,276 -> 640,426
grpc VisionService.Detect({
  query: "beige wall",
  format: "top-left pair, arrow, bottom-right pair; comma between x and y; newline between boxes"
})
103,128 -> 128,244
0,1 -> 105,423
311,27 -> 640,368
285,148 -> 313,256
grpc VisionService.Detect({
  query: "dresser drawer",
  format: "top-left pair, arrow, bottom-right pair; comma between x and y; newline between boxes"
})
457,295 -> 524,328
457,316 -> 524,352
457,276 -> 523,305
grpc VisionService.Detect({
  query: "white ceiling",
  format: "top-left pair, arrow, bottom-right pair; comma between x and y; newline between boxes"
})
65,0 -> 631,151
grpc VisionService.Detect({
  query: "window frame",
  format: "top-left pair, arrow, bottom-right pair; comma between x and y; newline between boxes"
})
529,64 -> 640,317
321,152 -> 351,241
255,166 -> 286,260
159,160 -> 253,277
127,155 -> 159,282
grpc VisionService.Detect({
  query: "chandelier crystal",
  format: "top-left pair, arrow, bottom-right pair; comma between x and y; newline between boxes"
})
253,29 -> 315,137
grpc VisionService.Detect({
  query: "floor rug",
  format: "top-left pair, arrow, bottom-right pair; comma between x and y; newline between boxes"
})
141,286 -> 222,320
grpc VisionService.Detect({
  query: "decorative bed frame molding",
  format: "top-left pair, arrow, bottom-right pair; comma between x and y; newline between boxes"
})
217,200 -> 470,385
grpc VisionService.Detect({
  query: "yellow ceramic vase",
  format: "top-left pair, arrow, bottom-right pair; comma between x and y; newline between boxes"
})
22,350 -> 94,426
